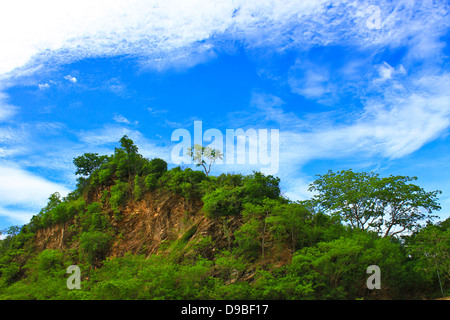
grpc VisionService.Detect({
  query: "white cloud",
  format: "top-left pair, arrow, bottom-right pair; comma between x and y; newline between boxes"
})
282,177 -> 315,202
377,62 -> 394,81
0,165 -> 69,208
147,107 -> 167,115
78,125 -> 172,161
0,92 -> 18,122
64,75 -> 77,84
288,61 -> 335,102
0,0 -> 448,220
104,78 -> 127,96
0,0 -> 236,75
0,206 -> 35,225
0,104 -> 16,122
38,83 -> 50,90
78,126 -> 138,146
297,74 -> 450,160
374,62 -> 407,84
366,75 -> 450,158
112,114 -> 138,126
0,1 -> 447,77
0,164 -> 70,226
113,114 -> 131,125
236,71 -> 450,200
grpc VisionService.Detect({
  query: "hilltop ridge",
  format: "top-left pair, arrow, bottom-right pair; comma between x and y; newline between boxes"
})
0,135 -> 448,300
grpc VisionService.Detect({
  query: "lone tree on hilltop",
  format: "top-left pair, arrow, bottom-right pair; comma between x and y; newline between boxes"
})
187,144 -> 223,177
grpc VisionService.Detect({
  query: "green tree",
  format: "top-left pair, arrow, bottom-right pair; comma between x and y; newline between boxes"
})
1,226 -> 21,238
141,157 -> 167,177
79,231 -> 112,265
160,167 -> 206,199
109,180 -> 129,215
202,187 -> 242,218
134,175 -> 143,201
98,167 -> 113,185
113,135 -> 144,180
119,135 -> 138,155
241,172 -> 281,204
236,199 -> 281,259
408,218 -> 450,285
79,202 -> 109,232
267,202 -> 311,252
309,170 -> 441,238
142,158 -> 168,191
73,153 -> 108,177
187,144 -> 223,177
36,192 -> 63,227
287,232 -> 406,299
36,249 -> 65,272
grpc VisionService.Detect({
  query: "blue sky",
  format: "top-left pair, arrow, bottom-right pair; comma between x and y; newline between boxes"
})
0,0 -> 450,230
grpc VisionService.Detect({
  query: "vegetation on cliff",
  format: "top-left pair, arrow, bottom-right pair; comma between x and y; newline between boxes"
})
0,136 -> 448,300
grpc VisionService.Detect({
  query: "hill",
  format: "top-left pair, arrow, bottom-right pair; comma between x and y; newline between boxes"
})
0,136 -> 448,300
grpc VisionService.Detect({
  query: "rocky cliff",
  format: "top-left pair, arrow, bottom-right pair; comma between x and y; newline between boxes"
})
33,189 -> 245,263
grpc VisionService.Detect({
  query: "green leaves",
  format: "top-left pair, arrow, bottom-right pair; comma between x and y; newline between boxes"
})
266,202 -> 311,251
109,180 -> 129,215
187,144 -> 223,176
79,231 -> 112,265
73,153 -> 108,177
310,169 -> 441,238
159,167 -> 207,199
202,187 -> 243,218
201,171 -> 282,219
2,134 -> 448,300
408,218 -> 450,283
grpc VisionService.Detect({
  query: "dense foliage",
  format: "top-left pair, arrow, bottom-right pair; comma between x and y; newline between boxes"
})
0,136 -> 448,300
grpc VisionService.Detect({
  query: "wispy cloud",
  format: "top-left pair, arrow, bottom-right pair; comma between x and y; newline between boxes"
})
238,69 -> 450,201
64,75 -> 77,84
0,92 -> 18,122
38,82 -> 50,90
0,206 -> 36,225
0,164 -> 70,223
289,60 -> 337,103
113,114 -> 132,125
147,107 -> 168,116
104,78 -> 127,96
78,125 -> 172,160
0,0 -> 448,222
1,1 -> 447,77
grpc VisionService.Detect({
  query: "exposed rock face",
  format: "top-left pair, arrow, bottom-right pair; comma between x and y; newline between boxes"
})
35,220 -> 76,251
33,190 -> 243,260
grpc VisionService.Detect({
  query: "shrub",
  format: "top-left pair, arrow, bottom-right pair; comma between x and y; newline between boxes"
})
0,262 -> 20,286
140,158 -> 168,177
134,175 -> 144,201
79,231 -> 112,265
287,232 -> 407,299
37,249 -> 65,272
201,187 -> 242,218
85,202 -> 109,232
144,173 -> 158,191
109,180 -> 129,214
160,167 -> 206,199
98,168 -> 113,185
233,219 -> 261,259
215,173 -> 243,188
180,224 -> 198,243
241,172 -> 281,204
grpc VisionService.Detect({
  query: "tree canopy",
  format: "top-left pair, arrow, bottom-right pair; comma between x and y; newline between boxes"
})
73,153 -> 108,177
309,169 -> 441,238
187,144 -> 223,177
